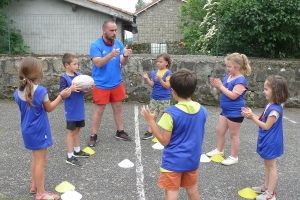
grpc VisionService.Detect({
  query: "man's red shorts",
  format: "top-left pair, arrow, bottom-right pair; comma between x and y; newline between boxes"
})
92,82 -> 126,105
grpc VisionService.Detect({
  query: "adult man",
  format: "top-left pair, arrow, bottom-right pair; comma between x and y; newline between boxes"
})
88,20 -> 133,147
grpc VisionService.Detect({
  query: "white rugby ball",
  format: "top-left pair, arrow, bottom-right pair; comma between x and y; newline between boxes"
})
72,75 -> 94,91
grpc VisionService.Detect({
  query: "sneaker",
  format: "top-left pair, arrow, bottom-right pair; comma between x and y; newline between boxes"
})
256,190 -> 276,200
74,150 -> 90,158
66,156 -> 82,166
88,134 -> 97,147
142,131 -> 153,140
252,184 -> 267,194
221,156 -> 238,165
206,148 -> 224,157
115,131 -> 132,141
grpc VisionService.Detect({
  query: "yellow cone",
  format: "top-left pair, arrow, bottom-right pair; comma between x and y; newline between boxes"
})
55,181 -> 75,193
238,187 -> 258,199
82,146 -> 95,155
152,137 -> 158,143
210,154 -> 225,162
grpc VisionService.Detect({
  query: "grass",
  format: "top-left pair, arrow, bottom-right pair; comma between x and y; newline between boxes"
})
0,195 -> 30,200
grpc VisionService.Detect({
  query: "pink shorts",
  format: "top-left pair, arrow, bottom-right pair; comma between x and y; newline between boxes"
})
92,82 -> 126,105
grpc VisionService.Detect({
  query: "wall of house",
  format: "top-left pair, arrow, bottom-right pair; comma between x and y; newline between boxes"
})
133,0 -> 184,44
2,0 -> 124,54
1,55 -> 299,108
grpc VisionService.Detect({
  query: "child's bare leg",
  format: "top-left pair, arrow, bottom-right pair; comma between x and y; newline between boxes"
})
31,153 -> 36,187
186,185 -> 201,200
73,127 -> 80,148
227,120 -> 242,158
264,159 -> 277,194
33,148 -> 47,194
216,115 -> 228,151
66,129 -> 76,154
165,190 -> 179,200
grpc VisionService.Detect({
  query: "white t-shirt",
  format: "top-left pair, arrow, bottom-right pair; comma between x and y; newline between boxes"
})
18,85 -> 49,102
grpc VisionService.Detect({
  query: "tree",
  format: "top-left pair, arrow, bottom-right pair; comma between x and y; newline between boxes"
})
0,0 -> 30,54
179,0 -> 300,58
135,0 -> 148,11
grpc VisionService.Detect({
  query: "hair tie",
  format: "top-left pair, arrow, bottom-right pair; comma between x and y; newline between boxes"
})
23,78 -> 27,82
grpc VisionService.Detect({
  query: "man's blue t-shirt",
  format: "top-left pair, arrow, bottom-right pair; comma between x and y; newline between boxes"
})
90,38 -> 124,89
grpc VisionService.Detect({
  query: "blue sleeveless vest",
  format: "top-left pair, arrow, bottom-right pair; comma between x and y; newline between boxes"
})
14,86 -> 53,150
151,69 -> 172,100
220,74 -> 248,117
257,104 -> 284,159
161,105 -> 207,172
62,73 -> 85,122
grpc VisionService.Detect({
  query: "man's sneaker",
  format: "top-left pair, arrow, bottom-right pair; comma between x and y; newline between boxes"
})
252,184 -> 267,194
88,134 -> 97,147
221,156 -> 238,165
206,148 -> 224,157
256,190 -> 276,200
74,150 -> 90,158
115,131 -> 132,141
66,156 -> 82,166
142,131 -> 153,140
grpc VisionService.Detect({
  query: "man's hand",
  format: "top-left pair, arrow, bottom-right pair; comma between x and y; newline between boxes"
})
123,45 -> 133,57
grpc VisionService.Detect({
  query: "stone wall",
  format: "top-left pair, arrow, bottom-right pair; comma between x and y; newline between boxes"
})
133,0 -> 184,43
0,55 -> 299,108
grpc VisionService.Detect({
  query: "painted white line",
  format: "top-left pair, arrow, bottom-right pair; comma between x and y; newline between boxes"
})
134,105 -> 145,200
283,116 -> 297,124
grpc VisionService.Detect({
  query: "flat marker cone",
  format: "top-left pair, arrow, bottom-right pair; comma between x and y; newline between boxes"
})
238,187 -> 258,199
82,146 -> 95,155
152,137 -> 158,143
210,154 -> 225,162
55,181 -> 75,193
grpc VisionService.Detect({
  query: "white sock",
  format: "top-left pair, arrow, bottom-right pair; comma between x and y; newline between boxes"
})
74,146 -> 80,153
67,152 -> 74,158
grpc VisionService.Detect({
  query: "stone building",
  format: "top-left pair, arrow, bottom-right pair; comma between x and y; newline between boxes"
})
2,0 -> 134,54
133,0 -> 186,46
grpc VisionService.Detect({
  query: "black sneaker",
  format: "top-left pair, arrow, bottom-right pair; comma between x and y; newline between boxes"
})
74,150 -> 90,158
66,156 -> 82,166
142,131 -> 153,140
88,134 -> 97,147
115,131 -> 132,141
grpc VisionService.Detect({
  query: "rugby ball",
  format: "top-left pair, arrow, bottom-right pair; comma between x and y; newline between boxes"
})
72,75 -> 94,91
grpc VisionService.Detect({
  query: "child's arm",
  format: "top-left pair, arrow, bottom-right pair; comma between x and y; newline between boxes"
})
142,72 -> 154,88
141,105 -> 172,146
156,75 -> 170,89
241,107 -> 276,130
43,88 -> 71,112
211,78 -> 242,100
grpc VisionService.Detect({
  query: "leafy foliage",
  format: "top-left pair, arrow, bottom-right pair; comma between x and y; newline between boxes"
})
179,0 -> 300,58
135,0 -> 148,11
0,0 -> 30,54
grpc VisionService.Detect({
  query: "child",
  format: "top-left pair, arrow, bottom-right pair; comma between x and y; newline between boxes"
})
241,75 -> 289,200
60,53 -> 91,166
206,53 -> 251,165
141,68 -> 207,200
141,53 -> 172,140
14,56 -> 71,200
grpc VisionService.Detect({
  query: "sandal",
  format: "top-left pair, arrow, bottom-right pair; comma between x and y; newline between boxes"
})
36,191 -> 60,200
30,186 -> 37,194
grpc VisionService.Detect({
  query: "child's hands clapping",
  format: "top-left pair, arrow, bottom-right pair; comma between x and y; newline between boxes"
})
142,72 -> 149,79
141,105 -> 157,123
241,107 -> 253,119
156,75 -> 162,82
210,78 -> 222,88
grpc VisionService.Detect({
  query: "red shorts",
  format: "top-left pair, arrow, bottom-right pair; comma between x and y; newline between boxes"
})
158,169 -> 198,191
92,82 -> 126,105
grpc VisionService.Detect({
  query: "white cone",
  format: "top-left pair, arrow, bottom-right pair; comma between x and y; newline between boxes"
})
61,190 -> 82,200
118,159 -> 134,168
200,154 -> 211,163
152,142 -> 164,150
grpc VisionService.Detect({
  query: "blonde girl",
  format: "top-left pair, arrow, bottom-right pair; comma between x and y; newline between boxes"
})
14,57 -> 71,200
206,53 -> 251,165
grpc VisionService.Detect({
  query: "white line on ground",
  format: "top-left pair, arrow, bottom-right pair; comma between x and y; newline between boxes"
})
283,116 -> 297,124
134,105 -> 145,200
